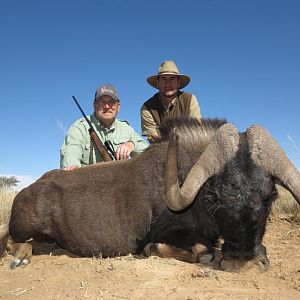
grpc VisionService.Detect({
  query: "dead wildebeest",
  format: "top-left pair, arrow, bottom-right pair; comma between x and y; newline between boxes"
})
0,118 -> 299,272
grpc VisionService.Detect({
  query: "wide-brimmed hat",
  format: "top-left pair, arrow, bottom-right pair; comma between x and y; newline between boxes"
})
147,61 -> 190,89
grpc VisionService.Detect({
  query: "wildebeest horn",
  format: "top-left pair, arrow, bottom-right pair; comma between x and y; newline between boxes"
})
165,123 -> 240,211
247,125 -> 300,204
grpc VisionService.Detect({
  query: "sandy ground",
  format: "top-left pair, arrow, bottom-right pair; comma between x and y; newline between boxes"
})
0,215 -> 299,300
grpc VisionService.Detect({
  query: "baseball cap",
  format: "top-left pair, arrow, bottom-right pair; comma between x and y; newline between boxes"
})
94,84 -> 119,101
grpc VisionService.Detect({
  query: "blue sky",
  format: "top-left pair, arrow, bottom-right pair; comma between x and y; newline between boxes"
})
0,0 -> 299,189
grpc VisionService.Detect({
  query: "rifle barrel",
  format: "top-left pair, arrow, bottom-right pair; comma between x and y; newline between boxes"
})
72,96 -> 93,127
71,96 -> 113,161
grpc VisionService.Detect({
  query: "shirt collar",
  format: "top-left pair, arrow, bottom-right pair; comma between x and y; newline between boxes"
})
158,95 -> 177,111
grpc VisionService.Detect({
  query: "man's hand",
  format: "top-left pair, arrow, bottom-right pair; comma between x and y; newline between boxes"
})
115,141 -> 134,160
64,165 -> 80,171
147,132 -> 161,143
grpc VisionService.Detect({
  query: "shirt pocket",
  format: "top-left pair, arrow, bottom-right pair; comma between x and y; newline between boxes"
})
111,137 -> 128,151
83,142 -> 91,164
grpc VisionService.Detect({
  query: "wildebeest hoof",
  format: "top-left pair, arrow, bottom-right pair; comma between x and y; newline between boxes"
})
197,253 -> 214,264
147,243 -> 164,256
256,256 -> 270,272
220,258 -> 246,272
10,258 -> 30,269
142,243 -> 155,257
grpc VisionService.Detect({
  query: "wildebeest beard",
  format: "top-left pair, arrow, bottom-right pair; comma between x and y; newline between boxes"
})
204,155 -> 278,261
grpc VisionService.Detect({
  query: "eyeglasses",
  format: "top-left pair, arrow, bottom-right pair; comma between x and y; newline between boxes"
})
95,99 -> 119,107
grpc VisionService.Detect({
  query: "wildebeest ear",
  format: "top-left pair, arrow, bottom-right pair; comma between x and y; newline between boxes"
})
247,125 -> 300,205
164,123 -> 240,211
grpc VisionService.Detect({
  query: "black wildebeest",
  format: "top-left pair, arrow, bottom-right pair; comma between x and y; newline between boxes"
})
0,118 -> 299,271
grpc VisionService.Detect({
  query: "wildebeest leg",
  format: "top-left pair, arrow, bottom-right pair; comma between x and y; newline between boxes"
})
6,236 -> 33,269
0,224 -> 9,257
0,224 -> 31,268
143,243 -> 197,263
143,243 -> 214,264
192,243 -> 216,264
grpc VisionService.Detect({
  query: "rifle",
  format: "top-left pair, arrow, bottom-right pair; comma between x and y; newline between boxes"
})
72,96 -> 114,162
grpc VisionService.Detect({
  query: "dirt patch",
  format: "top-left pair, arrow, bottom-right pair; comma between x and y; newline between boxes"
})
0,216 -> 299,300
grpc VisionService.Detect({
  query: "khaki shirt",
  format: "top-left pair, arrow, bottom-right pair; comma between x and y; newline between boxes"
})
141,94 -> 201,136
60,114 -> 149,168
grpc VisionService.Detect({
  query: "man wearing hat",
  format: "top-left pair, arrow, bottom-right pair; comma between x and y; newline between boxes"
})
61,84 -> 148,170
141,61 -> 201,143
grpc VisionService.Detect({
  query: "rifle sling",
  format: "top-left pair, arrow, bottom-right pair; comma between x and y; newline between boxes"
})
89,138 -> 94,165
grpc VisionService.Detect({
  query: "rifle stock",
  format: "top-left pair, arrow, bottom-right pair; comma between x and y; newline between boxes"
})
72,96 -> 113,162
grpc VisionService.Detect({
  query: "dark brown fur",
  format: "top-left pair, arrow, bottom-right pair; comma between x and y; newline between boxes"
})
1,117 -> 296,271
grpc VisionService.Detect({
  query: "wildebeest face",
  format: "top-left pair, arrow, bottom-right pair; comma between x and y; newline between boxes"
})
162,119 -> 299,271
212,166 -> 278,261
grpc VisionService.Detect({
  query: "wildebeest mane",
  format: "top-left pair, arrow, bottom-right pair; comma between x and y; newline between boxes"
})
159,117 -> 227,139
159,117 -> 227,149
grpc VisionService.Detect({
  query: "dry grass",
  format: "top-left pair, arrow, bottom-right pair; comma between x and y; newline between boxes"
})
0,187 -> 16,224
272,185 -> 300,220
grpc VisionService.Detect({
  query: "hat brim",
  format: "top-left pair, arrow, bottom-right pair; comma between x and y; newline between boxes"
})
147,74 -> 190,89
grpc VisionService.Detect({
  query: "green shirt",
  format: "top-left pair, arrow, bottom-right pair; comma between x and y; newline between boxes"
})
60,114 -> 149,168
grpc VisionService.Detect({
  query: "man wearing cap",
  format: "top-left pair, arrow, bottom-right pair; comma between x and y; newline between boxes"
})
141,61 -> 201,143
61,84 -> 148,170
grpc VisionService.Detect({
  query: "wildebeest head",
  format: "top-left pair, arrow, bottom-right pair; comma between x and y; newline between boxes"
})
162,118 -> 300,267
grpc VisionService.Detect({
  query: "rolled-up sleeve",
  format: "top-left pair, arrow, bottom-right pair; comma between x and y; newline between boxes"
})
113,120 -> 149,157
129,131 -> 149,156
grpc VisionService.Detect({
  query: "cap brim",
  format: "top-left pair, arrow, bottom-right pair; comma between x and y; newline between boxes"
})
147,74 -> 190,89
95,93 -> 119,101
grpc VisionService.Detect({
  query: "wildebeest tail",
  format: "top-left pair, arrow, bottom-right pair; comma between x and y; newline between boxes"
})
0,223 -> 9,256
